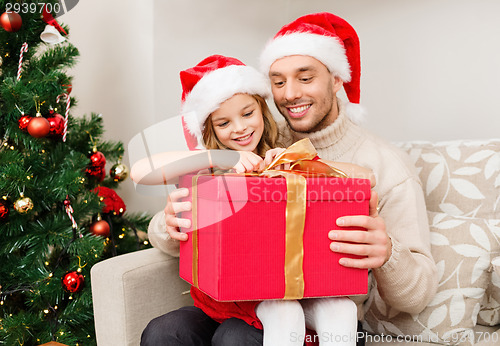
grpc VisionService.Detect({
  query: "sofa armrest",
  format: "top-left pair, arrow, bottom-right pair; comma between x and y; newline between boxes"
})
91,248 -> 193,346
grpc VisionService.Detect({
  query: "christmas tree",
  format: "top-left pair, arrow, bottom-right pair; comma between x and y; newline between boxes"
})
0,2 -> 151,345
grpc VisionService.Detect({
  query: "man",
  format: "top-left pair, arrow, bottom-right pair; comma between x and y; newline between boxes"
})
142,12 -> 438,346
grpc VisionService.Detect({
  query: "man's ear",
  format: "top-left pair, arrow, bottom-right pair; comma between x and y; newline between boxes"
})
332,75 -> 343,93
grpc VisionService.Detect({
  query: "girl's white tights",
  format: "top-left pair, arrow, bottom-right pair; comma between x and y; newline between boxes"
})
256,297 -> 357,346
301,297 -> 357,346
256,300 -> 305,346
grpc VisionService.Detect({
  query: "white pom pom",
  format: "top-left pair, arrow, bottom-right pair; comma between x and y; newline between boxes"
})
344,102 -> 366,124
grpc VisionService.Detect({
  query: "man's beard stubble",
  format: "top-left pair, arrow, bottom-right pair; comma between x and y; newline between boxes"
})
276,80 -> 336,134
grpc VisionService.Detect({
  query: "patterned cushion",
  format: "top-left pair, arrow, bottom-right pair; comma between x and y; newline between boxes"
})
363,212 -> 500,345
363,140 -> 500,342
398,139 -> 500,220
400,139 -> 500,327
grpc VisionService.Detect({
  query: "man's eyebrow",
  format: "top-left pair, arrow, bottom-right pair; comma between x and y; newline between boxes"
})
297,65 -> 316,72
269,65 -> 317,77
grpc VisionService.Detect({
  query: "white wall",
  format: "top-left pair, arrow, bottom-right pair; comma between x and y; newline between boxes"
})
64,0 -> 500,214
62,0 -> 165,214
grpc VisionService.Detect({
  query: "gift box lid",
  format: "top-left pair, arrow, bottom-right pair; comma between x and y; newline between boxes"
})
184,174 -> 371,203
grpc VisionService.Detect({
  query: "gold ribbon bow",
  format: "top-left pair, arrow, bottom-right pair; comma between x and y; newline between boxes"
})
265,138 -> 347,178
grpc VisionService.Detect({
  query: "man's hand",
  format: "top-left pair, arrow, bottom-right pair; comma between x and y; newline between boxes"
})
328,191 -> 392,269
164,187 -> 192,241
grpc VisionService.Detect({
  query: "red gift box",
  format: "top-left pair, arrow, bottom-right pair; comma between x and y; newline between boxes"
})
179,172 -> 370,302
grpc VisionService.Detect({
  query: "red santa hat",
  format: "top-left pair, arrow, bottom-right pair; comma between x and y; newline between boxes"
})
260,12 -> 364,122
180,55 -> 271,150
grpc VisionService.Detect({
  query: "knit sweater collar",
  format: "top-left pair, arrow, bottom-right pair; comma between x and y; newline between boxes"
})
285,98 -> 363,160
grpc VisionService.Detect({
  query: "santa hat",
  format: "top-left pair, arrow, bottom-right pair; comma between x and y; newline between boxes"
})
260,12 -> 364,122
180,55 -> 271,150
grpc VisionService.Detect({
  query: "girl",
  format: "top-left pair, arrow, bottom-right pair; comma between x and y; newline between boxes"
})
133,55 -> 372,346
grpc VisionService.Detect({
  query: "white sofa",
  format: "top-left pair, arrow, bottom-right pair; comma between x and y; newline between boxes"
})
91,139 -> 500,346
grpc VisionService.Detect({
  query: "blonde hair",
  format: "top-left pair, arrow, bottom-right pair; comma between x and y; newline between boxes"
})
202,95 -> 280,157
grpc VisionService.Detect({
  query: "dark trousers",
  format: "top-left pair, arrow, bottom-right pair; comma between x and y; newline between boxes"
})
140,306 -> 365,346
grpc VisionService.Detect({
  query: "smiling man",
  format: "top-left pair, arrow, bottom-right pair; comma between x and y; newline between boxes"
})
269,55 -> 341,133
260,10 -> 438,323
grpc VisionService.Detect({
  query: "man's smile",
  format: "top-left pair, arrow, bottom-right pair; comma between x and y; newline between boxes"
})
286,104 -> 312,118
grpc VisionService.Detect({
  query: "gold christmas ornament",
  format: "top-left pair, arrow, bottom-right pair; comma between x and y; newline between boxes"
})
14,195 -> 34,214
109,162 -> 129,182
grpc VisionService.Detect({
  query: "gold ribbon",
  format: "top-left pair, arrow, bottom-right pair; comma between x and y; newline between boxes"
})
282,172 -> 306,299
190,138 -> 346,299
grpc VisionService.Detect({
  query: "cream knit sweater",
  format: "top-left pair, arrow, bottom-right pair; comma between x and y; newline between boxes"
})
147,98 -> 438,318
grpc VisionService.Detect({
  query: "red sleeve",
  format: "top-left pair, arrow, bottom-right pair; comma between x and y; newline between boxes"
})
190,286 -> 263,330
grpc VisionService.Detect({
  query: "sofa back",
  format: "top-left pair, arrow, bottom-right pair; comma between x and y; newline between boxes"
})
401,140 -> 500,219
363,139 -> 500,345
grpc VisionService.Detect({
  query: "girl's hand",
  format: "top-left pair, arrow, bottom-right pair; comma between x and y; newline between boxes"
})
233,151 -> 264,173
259,148 -> 286,171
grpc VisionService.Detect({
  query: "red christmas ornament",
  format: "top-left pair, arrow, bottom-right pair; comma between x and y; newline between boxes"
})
0,12 -> 22,32
96,168 -> 106,181
86,149 -> 106,181
27,116 -> 50,138
62,271 -> 85,293
90,218 -> 110,237
93,186 -> 126,215
0,199 -> 9,220
85,165 -> 106,182
89,150 -> 106,167
18,115 -> 32,132
47,113 -> 65,137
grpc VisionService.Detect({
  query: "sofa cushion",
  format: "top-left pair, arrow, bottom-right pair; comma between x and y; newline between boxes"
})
363,212 -> 500,345
398,139 -> 500,326
398,139 -> 500,220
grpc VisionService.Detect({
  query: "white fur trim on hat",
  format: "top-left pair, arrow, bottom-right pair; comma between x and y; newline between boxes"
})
260,32 -> 351,81
181,65 -> 271,141
343,101 -> 366,124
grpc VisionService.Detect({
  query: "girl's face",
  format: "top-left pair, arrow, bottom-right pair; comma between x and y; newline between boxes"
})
210,94 -> 265,153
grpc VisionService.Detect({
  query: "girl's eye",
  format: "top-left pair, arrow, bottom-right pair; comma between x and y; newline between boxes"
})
243,110 -> 254,117
300,76 -> 312,82
217,121 -> 229,128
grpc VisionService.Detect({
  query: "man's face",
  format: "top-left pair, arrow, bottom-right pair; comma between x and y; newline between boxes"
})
269,55 -> 342,133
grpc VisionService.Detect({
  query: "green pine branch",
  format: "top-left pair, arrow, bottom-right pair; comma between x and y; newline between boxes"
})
0,1 -> 152,344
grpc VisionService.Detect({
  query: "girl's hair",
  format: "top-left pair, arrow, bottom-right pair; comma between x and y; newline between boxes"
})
202,95 -> 281,157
